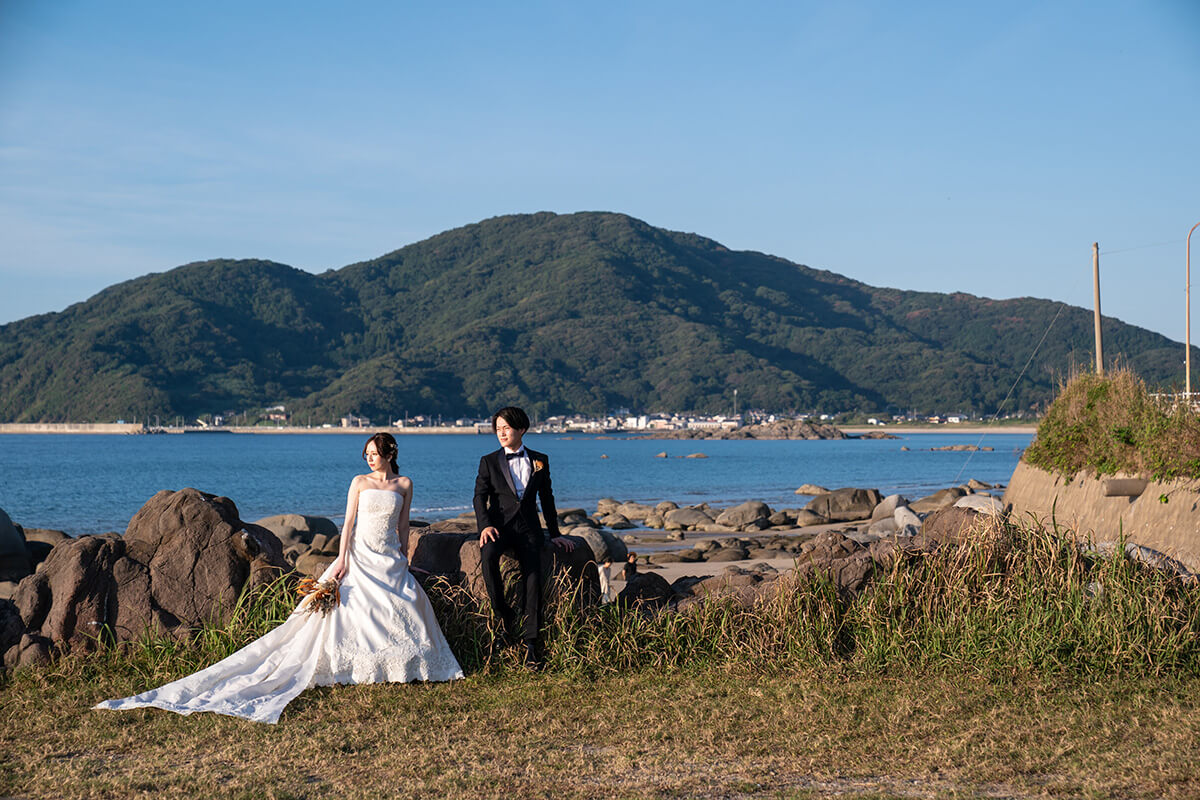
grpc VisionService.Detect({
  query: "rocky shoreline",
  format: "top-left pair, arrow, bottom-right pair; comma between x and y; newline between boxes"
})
640,419 -> 899,440
13,472 -> 1189,673
0,475 -> 1017,670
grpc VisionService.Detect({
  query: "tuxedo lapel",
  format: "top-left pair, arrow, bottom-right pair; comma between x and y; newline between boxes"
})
493,450 -> 517,497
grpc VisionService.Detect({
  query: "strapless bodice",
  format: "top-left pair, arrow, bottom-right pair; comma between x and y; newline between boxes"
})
356,489 -> 404,553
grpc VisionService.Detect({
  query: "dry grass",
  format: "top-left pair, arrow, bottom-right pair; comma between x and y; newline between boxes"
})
3,665 -> 1199,799
1024,368 -> 1200,481
4,516 -> 1200,798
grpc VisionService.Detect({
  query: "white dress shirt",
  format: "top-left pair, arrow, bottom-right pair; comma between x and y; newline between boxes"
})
504,447 -> 531,499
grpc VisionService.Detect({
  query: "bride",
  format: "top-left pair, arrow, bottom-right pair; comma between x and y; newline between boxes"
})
95,433 -> 463,724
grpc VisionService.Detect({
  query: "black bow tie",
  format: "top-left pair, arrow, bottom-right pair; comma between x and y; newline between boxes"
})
505,450 -> 526,461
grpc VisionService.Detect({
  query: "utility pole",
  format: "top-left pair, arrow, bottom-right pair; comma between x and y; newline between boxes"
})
1187,222 -> 1199,396
1093,242 -> 1103,375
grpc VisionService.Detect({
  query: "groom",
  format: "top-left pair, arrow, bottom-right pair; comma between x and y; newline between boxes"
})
473,406 -> 575,669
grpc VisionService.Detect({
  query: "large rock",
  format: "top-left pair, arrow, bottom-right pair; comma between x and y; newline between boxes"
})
0,599 -> 23,659
793,510 -> 827,528
894,506 -> 923,532
408,528 -> 476,575
22,529 -> 71,547
21,529 -> 70,572
0,508 -> 32,582
596,498 -> 620,516
921,506 -> 988,544
871,494 -> 909,522
663,507 -> 715,530
600,513 -> 635,530
558,508 -> 594,528
4,632 -> 52,670
868,517 -> 899,536
805,488 -> 883,522
616,502 -> 657,521
8,488 -> 289,664
706,547 -> 750,562
954,494 -> 1005,516
768,509 -> 796,526
715,501 -> 772,531
617,572 -> 673,610
410,530 -> 601,613
295,552 -> 336,579
574,528 -> 629,564
910,487 -> 967,514
253,514 -> 339,548
793,531 -> 878,595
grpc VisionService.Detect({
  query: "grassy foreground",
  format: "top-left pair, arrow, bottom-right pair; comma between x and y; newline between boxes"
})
4,665 -> 1200,799
4,518 -> 1200,798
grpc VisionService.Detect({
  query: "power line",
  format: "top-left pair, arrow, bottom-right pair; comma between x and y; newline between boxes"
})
1099,239 -> 1180,257
952,301 -> 1068,485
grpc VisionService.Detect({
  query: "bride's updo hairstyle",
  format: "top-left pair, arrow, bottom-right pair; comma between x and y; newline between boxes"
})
363,432 -> 399,474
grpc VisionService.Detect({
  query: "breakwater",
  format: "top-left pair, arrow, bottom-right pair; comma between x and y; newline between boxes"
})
0,423 -> 146,434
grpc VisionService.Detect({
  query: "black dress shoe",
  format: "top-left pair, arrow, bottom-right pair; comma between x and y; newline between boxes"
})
522,641 -> 546,672
490,629 -> 514,651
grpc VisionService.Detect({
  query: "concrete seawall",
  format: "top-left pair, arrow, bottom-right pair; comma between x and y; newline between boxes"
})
0,423 -> 146,434
1004,461 -> 1200,570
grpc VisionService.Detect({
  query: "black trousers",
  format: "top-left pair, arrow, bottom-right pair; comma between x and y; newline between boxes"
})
479,531 -> 545,643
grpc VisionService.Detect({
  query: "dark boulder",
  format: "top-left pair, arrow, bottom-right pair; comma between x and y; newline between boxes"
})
0,508 -> 32,583
715,501 -> 772,531
253,514 -> 338,549
411,529 -> 600,613
921,506 -> 988,544
617,572 -> 673,610
793,530 -> 878,595
6,488 -> 289,666
805,488 -> 883,522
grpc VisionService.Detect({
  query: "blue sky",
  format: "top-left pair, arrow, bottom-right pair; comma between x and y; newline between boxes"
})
2,1 -> 1198,350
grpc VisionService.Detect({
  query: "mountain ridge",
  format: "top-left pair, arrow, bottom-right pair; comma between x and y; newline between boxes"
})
0,211 -> 1189,422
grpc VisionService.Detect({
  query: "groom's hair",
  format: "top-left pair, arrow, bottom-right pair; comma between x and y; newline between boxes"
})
491,406 -> 530,432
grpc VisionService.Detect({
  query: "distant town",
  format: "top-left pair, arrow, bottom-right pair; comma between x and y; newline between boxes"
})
170,405 -> 1034,434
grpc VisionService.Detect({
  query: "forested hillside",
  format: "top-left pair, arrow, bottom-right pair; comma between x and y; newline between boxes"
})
0,212 -> 1188,422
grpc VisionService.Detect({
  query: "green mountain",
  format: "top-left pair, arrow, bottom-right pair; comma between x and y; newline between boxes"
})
0,212 -> 1190,422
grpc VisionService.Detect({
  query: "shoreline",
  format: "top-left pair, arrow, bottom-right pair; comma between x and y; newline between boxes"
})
841,424 -> 1036,434
0,423 -> 486,435
0,422 -> 1038,436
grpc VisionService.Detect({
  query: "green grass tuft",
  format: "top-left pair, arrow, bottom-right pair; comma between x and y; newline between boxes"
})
1024,368 -> 1200,482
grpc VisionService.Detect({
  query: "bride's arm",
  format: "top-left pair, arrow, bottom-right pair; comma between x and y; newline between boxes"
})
397,476 -> 413,557
331,477 -> 362,581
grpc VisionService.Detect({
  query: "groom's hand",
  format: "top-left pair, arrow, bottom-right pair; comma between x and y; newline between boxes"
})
551,536 -> 575,552
480,526 -> 499,545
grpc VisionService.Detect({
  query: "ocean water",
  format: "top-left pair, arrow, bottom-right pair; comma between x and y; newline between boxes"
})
0,431 -> 1032,535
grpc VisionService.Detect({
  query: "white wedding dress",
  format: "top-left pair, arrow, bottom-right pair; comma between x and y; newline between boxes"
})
95,489 -> 463,724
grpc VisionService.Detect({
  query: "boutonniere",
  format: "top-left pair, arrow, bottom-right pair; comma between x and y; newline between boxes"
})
532,459 -> 545,473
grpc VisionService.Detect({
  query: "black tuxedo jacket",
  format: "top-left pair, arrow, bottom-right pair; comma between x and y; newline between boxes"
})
473,447 -> 560,545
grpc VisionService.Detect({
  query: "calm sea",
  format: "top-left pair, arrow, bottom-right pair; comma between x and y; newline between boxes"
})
0,432 -> 1031,535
